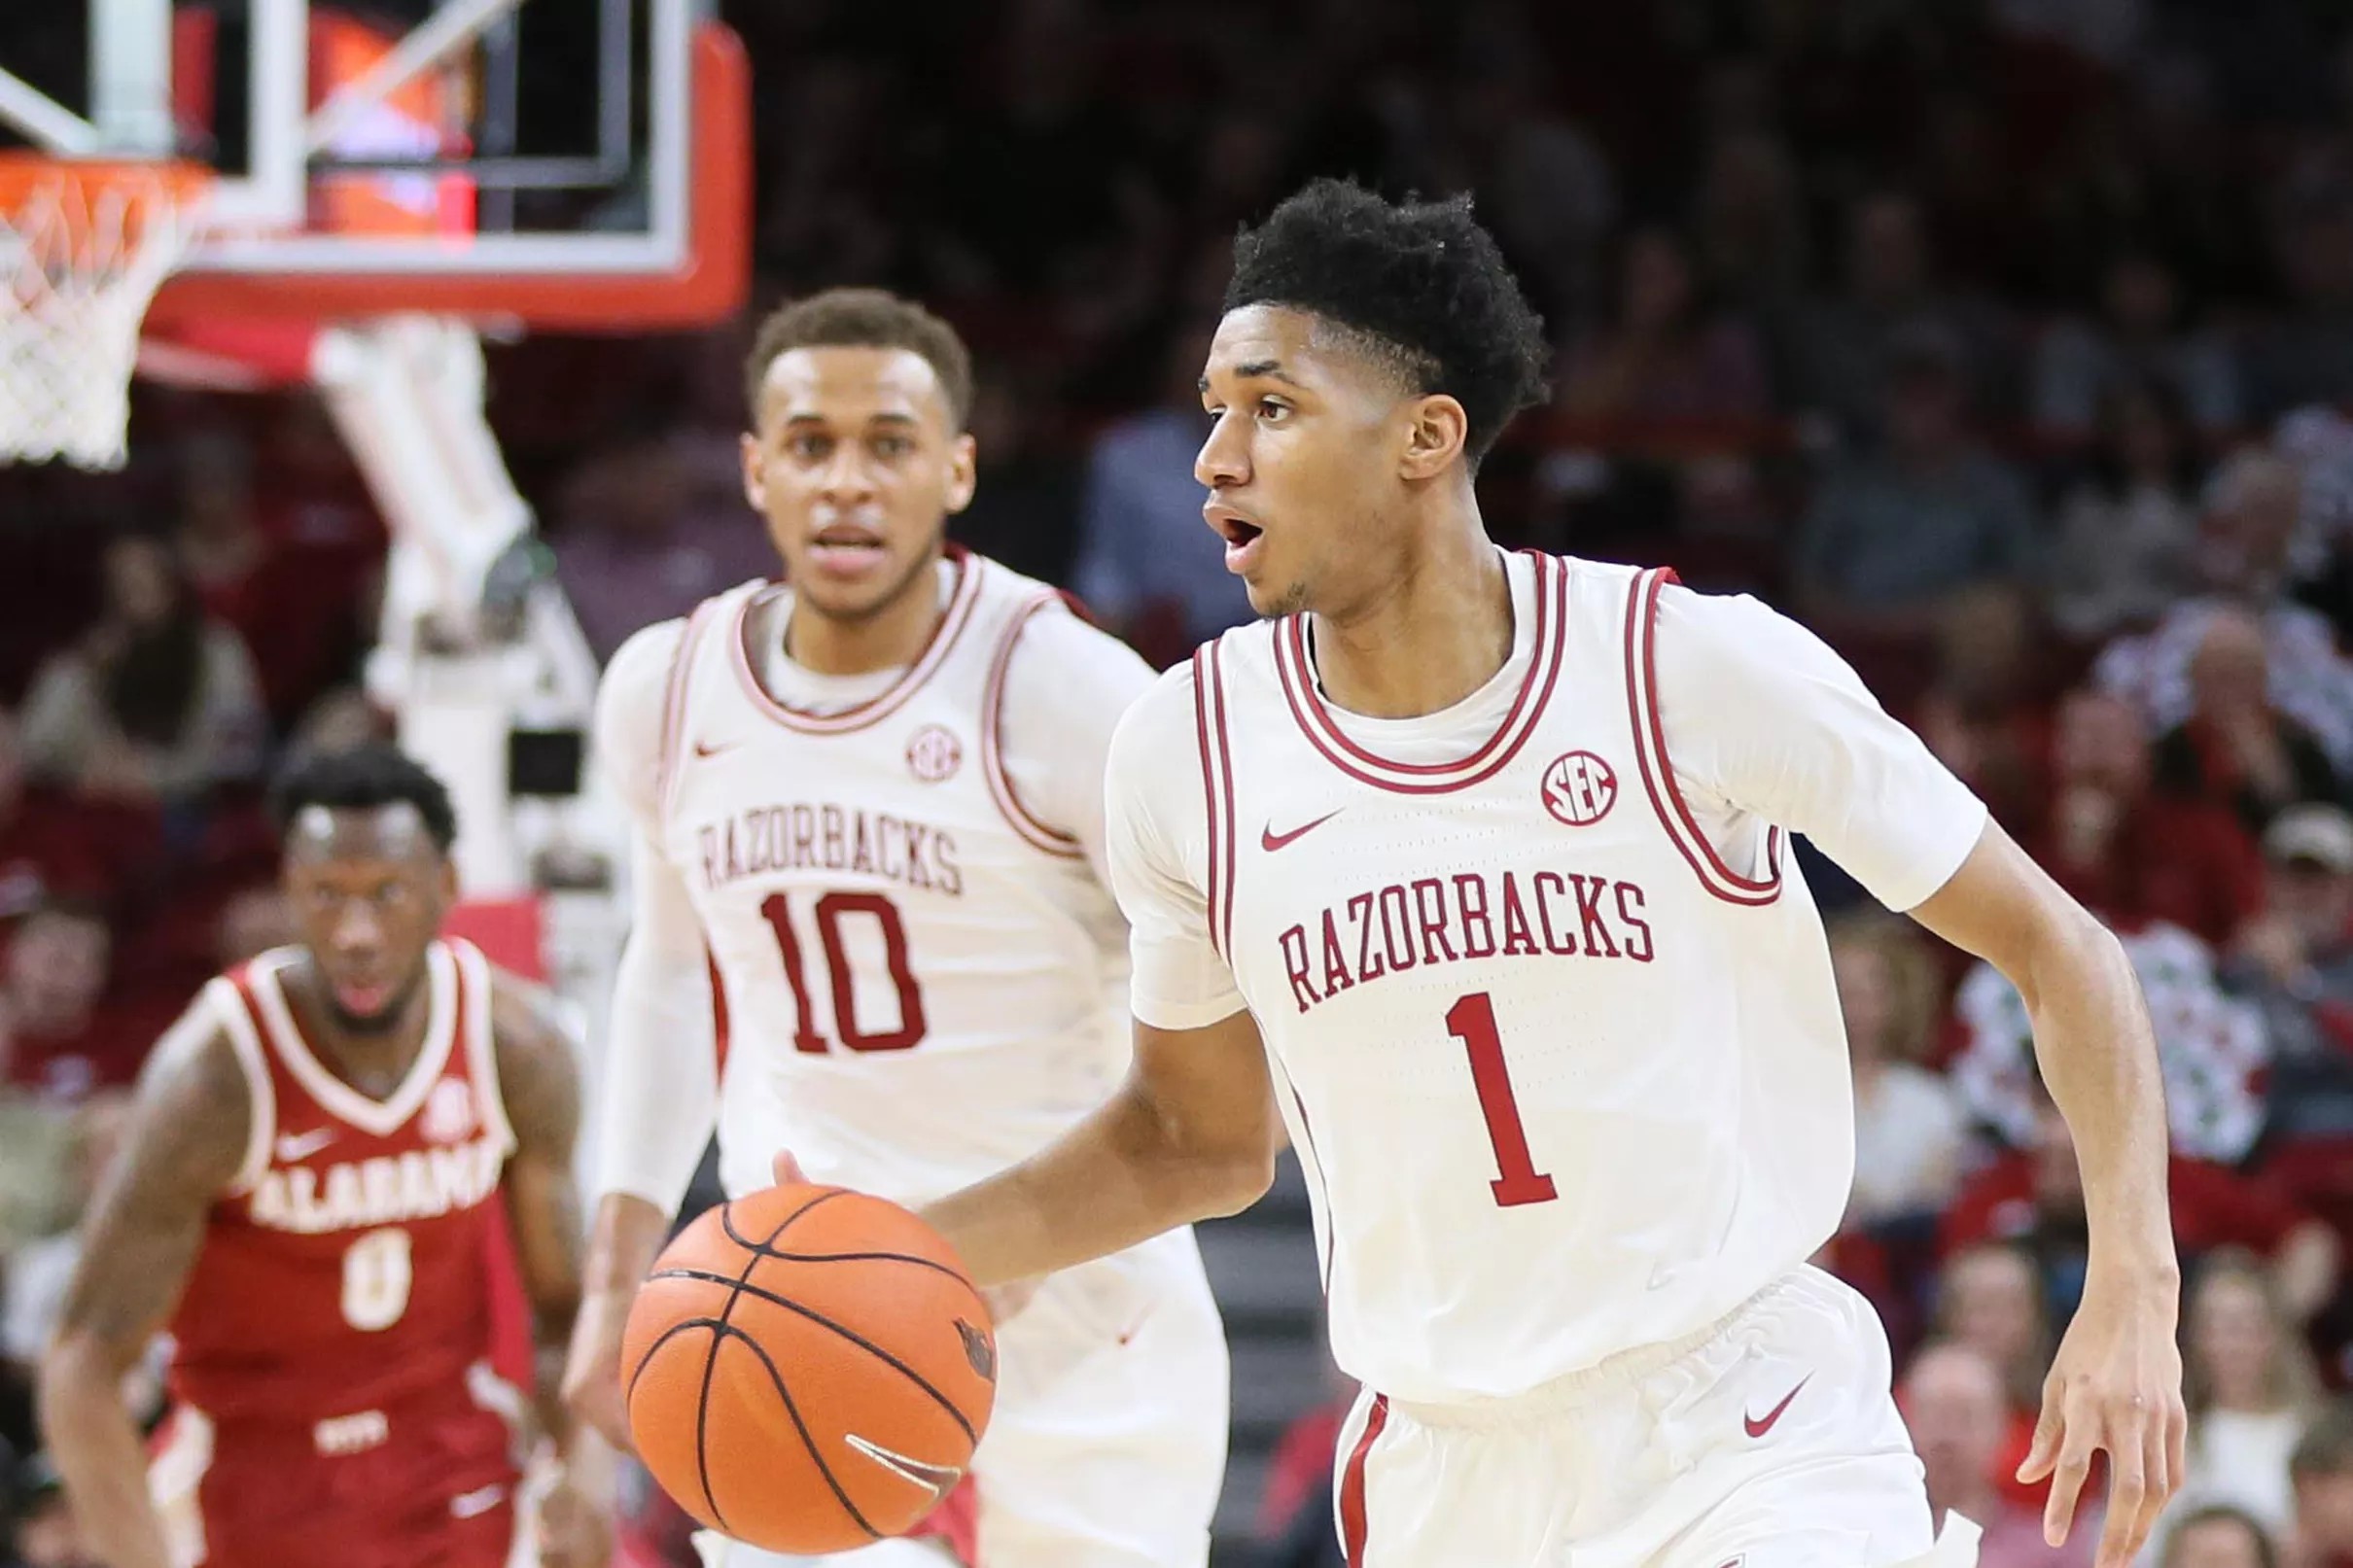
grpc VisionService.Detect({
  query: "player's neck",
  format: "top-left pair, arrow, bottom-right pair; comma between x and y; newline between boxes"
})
1310,530 -> 1513,721
282,958 -> 432,1095
786,556 -> 946,678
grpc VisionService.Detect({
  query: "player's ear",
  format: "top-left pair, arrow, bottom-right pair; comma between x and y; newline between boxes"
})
1398,394 -> 1469,481
943,432 -> 978,515
740,431 -> 767,512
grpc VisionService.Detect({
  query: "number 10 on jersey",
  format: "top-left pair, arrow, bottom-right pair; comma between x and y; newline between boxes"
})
760,890 -> 929,1054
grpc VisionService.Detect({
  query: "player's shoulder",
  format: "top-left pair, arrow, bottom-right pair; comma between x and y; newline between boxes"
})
1106,658 -> 1211,782
122,987 -> 255,1186
478,961 -> 582,1140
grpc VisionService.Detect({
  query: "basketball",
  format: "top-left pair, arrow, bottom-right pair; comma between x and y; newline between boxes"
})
620,1184 -> 999,1554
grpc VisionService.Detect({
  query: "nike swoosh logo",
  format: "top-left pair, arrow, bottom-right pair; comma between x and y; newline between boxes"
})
448,1483 -> 507,1519
844,1434 -> 964,1507
1261,810 -> 1342,853
275,1129 -> 336,1162
1743,1374 -> 1812,1439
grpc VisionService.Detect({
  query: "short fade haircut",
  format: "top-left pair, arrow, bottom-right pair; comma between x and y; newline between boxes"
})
1224,178 -> 1550,467
742,287 -> 976,430
268,742 -> 459,854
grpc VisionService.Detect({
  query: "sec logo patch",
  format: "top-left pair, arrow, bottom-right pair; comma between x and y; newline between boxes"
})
905,724 -> 963,783
1540,750 -> 1618,826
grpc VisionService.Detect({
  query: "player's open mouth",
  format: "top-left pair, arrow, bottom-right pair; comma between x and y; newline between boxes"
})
1206,504 -> 1264,574
808,525 -> 889,578
334,980 -> 395,1017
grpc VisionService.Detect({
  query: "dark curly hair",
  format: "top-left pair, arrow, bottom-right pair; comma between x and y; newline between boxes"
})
1225,178 -> 1551,467
743,287 -> 975,430
269,743 -> 459,854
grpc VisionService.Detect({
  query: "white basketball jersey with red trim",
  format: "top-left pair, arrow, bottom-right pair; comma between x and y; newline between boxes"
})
1197,552 -> 1853,1404
655,555 -> 1132,1205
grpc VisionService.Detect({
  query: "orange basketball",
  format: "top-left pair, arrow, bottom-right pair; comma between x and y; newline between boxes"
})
620,1184 -> 999,1554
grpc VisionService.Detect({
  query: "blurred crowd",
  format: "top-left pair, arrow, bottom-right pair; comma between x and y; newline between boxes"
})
13,0 -> 2353,1562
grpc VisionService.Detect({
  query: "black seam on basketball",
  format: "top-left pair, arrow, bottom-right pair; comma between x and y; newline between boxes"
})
727,1188 -> 851,1254
722,1248 -> 973,1284
648,1265 -> 980,1444
710,1320 -> 883,1541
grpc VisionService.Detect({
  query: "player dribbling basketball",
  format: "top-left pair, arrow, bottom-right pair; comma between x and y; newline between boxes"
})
882,182 -> 2189,1568
563,289 -> 1228,1568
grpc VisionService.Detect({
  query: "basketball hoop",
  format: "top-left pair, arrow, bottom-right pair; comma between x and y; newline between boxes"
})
0,156 -> 210,470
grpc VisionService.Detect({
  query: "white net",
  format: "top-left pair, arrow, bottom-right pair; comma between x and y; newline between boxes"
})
0,162 -> 202,470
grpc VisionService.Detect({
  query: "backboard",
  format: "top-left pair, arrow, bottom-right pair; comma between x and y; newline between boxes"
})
0,0 -> 749,350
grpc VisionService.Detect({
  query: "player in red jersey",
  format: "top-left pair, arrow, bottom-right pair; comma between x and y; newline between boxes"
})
38,744 -> 609,1568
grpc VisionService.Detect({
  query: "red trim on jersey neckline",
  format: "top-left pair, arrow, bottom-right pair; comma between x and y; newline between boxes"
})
1622,568 -> 1784,906
1340,1393 -> 1389,1568
235,941 -> 468,1138
724,547 -> 984,736
981,592 -> 1085,859
1275,552 -> 1568,795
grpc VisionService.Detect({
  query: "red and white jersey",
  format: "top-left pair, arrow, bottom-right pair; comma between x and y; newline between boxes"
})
596,551 -> 1156,1209
168,937 -> 517,1426
1106,551 -> 1987,1405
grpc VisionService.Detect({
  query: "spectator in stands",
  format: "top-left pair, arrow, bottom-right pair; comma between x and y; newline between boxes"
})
551,435 -> 774,665
2170,1253 -> 2323,1537
2031,688 -> 2265,948
1794,321 -> 2041,641
1943,1074 -> 2339,1324
2030,251 -> 2244,444
1902,1340 -> 2095,1566
1070,324 -> 1250,667
2100,454 -> 2353,776
174,432 -> 367,729
1556,226 -> 1773,427
2246,168 -> 2353,423
2047,377 -> 2205,640
1832,914 -> 1967,1227
1785,191 -> 2011,441
1937,1243 -> 2054,1415
2155,609 -> 2349,833
2161,1504 -> 2279,1568
2289,1403 -> 2353,1568
2231,807 -> 2353,1228
1913,583 -> 2058,837
18,535 -> 265,811
0,906 -> 123,1101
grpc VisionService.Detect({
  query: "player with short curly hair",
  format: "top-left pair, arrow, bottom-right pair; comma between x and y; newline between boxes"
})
887,179 -> 2187,1568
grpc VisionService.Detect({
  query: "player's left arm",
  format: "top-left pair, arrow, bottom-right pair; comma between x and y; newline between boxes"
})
1652,582 -> 2183,1568
490,976 -> 613,1568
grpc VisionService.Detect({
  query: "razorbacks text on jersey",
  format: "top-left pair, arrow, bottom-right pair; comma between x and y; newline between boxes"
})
156,936 -> 524,1568
1107,550 -> 1986,1406
645,551 -> 1134,1206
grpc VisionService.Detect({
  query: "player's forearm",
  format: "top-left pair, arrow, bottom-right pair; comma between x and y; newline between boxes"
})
38,1334 -> 174,1568
2022,915 -> 2180,1282
561,1192 -> 671,1447
922,1078 -> 1273,1288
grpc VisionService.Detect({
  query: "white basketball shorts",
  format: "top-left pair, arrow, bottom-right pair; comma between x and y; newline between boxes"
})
696,1232 -> 1229,1568
1333,1265 -> 1982,1568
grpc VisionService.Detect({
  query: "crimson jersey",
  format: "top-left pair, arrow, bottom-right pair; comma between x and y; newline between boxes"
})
156,937 -> 523,1568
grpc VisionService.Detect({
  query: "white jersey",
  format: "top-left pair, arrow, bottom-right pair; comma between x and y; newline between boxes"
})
598,550 -> 1141,1206
1106,550 -> 1986,1406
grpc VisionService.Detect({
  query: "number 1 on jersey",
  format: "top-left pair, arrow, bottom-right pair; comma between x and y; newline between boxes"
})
1446,992 -> 1559,1207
